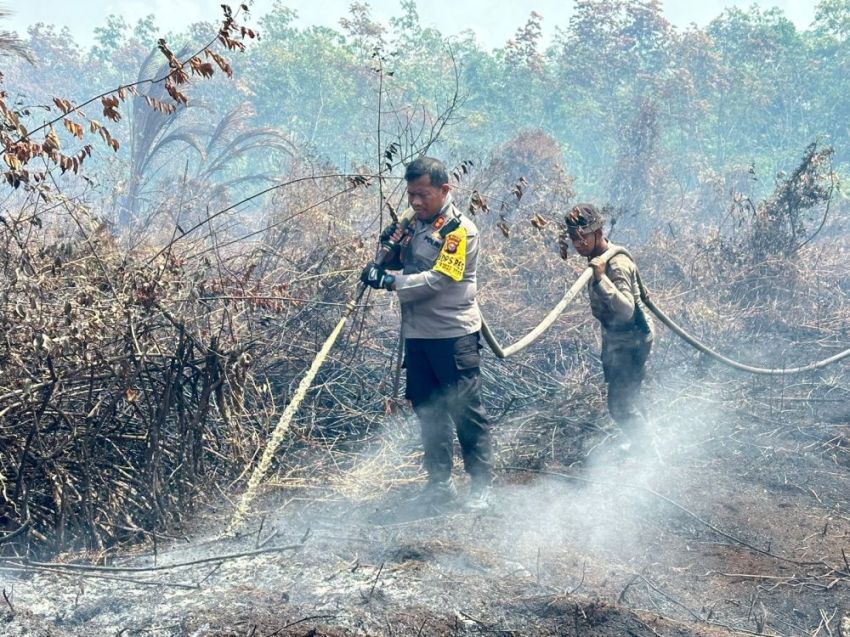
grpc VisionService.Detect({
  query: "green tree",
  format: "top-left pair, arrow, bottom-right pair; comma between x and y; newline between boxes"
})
706,7 -> 811,174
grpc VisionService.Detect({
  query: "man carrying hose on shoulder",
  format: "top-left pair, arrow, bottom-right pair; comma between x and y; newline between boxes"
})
360,156 -> 493,511
558,204 -> 654,453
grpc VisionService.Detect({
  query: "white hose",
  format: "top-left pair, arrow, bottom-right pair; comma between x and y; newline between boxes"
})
480,247 -> 850,375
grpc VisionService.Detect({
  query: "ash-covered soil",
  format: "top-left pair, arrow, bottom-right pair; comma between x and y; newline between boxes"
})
2,372 -> 850,637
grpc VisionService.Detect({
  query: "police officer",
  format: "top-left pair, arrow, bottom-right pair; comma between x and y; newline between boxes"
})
559,204 -> 654,451
361,157 -> 492,509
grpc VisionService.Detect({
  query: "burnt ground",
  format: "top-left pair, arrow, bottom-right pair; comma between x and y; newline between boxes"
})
2,366 -> 850,637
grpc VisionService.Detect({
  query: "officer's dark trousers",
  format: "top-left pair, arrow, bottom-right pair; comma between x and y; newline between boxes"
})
601,335 -> 653,439
404,333 -> 492,484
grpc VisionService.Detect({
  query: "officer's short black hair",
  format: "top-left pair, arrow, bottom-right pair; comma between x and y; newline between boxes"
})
404,156 -> 449,187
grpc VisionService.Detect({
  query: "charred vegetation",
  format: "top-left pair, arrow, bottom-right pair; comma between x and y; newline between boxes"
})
0,2 -> 849,636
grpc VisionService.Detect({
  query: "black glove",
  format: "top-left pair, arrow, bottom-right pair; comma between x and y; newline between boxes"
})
379,222 -> 398,244
360,264 -> 396,290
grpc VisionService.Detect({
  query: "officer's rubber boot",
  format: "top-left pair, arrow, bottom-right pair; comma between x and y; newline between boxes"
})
616,419 -> 645,457
465,477 -> 492,511
412,477 -> 457,510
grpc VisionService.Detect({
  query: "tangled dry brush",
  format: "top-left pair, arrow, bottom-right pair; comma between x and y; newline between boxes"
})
0,133 -> 848,559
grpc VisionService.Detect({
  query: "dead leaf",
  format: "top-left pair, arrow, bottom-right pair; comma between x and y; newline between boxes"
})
530,213 -> 548,230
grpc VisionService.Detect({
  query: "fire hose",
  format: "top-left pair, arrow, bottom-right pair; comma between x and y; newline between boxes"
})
480,245 -> 850,374
227,208 -> 420,532
229,239 -> 850,531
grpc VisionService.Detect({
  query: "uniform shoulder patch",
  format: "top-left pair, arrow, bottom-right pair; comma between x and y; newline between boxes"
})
432,227 -> 467,282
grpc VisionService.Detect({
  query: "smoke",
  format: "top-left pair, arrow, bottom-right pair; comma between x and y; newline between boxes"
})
470,364 -> 734,592
2,316 -> 844,636
308,411 -> 424,503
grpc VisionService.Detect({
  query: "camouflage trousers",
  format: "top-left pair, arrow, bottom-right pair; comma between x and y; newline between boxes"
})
601,333 -> 652,440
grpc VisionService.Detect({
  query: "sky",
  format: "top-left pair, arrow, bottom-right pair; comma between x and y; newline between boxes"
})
4,0 -> 820,50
